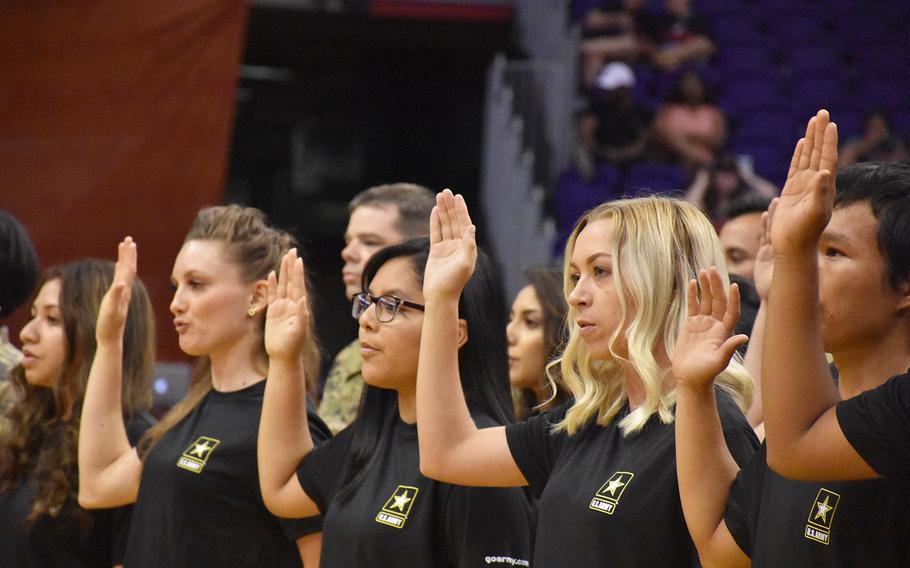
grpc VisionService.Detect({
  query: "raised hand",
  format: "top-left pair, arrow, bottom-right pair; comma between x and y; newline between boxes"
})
96,237 -> 137,344
673,267 -> 749,390
771,109 -> 838,256
753,198 -> 777,301
423,189 -> 477,301
264,249 -> 310,362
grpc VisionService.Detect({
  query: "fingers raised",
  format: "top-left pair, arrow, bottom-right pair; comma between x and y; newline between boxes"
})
707,267 -> 727,320
799,116 -> 816,170
437,190 -> 456,241
787,138 -> 804,181
724,282 -> 741,332
810,110 -> 829,170
697,269 -> 713,317
267,271 -> 278,306
685,278 -> 699,318
820,121 -> 838,174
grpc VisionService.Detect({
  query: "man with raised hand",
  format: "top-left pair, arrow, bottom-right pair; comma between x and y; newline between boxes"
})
674,110 -> 910,566
761,110 -> 910,481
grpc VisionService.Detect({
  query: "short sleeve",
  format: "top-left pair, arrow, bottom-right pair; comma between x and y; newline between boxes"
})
716,388 -> 760,468
296,428 -> 354,513
111,411 -> 157,564
836,372 -> 910,477
442,485 -> 534,568
723,445 -> 767,557
306,396 -> 333,445
504,403 -> 570,498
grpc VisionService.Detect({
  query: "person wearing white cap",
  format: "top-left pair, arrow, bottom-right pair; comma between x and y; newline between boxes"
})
576,61 -> 651,178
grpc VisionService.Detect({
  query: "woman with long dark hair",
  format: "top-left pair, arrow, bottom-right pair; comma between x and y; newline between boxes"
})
258,238 -> 533,566
0,259 -> 155,567
508,267 -> 570,420
77,206 -> 330,567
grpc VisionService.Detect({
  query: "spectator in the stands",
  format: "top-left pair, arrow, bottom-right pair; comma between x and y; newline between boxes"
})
686,155 -> 777,225
579,0 -> 659,87
651,0 -> 715,71
575,62 -> 652,178
653,70 -> 726,167
840,108 -> 908,166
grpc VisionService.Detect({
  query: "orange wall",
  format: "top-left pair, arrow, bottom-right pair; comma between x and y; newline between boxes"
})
0,1 -> 249,360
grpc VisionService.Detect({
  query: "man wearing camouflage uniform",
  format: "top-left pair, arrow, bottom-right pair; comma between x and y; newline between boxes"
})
318,183 -> 435,433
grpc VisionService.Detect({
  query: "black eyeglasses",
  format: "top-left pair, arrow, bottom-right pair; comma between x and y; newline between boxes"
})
351,292 -> 425,323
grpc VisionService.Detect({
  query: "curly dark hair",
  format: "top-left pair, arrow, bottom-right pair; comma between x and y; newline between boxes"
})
0,260 -> 155,529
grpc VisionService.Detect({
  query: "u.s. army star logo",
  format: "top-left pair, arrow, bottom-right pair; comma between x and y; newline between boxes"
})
804,488 -> 841,545
176,436 -> 220,474
589,471 -> 634,515
375,485 -> 419,529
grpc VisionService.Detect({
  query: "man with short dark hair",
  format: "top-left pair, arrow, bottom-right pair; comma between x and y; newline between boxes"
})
719,195 -> 773,281
674,111 -> 910,566
318,183 -> 435,433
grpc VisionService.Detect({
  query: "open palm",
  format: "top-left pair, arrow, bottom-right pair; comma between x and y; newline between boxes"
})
673,268 -> 748,389
265,249 -> 310,361
96,237 -> 137,344
771,110 -> 838,256
752,199 -> 777,301
424,189 -> 477,301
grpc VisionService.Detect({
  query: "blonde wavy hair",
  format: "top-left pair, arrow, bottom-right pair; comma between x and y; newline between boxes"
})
553,196 -> 753,436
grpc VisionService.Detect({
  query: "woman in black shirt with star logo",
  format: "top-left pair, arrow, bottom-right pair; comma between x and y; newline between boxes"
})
414,190 -> 758,567
77,207 -> 329,567
258,238 -> 533,567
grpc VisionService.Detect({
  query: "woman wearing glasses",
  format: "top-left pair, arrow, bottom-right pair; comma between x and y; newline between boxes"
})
258,238 -> 533,566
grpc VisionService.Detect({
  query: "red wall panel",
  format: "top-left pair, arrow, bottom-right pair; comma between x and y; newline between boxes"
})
0,1 -> 249,360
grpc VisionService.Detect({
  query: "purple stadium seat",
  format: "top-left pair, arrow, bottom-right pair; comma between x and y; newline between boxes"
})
721,78 -> 787,115
782,46 -> 841,74
858,80 -> 909,111
751,0 -> 813,17
889,110 -> 910,137
555,165 -> 621,228
693,0 -> 752,18
766,17 -> 830,46
621,163 -> 688,197
832,12 -> 892,44
789,77 -> 849,116
711,16 -> 764,47
714,45 -> 772,68
734,110 -> 800,141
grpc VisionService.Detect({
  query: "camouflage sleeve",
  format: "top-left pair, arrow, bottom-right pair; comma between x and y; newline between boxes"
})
317,341 -> 365,435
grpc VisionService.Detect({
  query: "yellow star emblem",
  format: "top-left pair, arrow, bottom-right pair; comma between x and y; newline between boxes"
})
391,491 -> 411,511
815,496 -> 833,523
605,477 -> 626,495
191,441 -> 210,458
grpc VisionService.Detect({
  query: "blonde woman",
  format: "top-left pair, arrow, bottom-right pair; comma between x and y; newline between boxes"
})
416,190 -> 758,566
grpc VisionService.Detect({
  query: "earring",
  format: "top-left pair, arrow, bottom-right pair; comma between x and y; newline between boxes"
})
248,307 -> 258,317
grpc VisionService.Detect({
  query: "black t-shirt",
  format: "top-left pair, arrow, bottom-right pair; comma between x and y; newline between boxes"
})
297,414 -> 534,567
837,371 -> 910,477
123,381 -> 331,568
505,389 -> 757,567
725,443 -> 910,565
590,98 -> 652,151
0,411 -> 155,568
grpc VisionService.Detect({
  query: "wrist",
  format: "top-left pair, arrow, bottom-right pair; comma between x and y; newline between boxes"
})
95,336 -> 125,349
423,292 -> 461,306
769,249 -> 817,271
268,354 -> 304,370
675,379 -> 716,398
